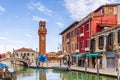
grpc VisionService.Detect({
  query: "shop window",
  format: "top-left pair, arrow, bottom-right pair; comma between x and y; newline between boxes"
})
98,35 -> 104,49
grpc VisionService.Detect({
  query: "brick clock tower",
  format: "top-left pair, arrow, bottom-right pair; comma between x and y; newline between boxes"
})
38,21 -> 47,55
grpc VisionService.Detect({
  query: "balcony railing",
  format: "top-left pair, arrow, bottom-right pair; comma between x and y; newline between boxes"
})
85,47 -> 89,51
80,33 -> 84,37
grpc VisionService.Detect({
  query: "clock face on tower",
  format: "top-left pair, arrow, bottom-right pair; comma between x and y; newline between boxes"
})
41,36 -> 44,40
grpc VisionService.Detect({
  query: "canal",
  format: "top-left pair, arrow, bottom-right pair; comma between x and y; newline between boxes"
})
16,68 -> 117,80
4,61 -> 117,80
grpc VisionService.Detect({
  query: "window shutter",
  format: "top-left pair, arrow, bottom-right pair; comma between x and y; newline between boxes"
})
111,33 -> 113,46
118,30 -> 120,43
106,35 -> 108,49
98,37 -> 100,48
102,36 -> 104,47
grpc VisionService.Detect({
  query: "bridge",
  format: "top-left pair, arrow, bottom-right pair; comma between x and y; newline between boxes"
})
0,57 -> 30,67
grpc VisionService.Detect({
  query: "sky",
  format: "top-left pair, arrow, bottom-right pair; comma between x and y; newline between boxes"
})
0,0 -> 119,53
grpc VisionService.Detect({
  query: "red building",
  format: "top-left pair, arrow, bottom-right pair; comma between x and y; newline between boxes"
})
77,4 -> 120,53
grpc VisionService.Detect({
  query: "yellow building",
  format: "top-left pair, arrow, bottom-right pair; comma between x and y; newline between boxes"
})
60,21 -> 79,54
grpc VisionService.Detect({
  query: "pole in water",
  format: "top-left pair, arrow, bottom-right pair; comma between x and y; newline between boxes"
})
85,58 -> 87,73
97,58 -> 99,76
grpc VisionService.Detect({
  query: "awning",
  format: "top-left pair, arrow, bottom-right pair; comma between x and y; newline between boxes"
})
86,52 -> 101,57
72,54 -> 84,58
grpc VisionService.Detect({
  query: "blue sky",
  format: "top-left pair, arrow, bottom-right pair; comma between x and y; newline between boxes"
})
0,0 -> 119,53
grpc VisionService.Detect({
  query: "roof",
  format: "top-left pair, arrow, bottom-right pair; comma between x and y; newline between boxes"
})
60,4 -> 120,35
59,21 -> 79,35
94,3 -> 120,12
14,47 -> 35,52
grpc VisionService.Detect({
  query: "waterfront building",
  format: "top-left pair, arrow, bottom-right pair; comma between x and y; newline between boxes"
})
91,25 -> 120,69
38,21 -> 47,55
60,21 -> 79,65
77,4 -> 120,68
13,47 -> 38,65
77,4 -> 120,53
60,3 -> 120,68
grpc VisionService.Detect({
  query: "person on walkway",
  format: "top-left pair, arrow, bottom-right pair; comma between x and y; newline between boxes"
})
67,55 -> 71,68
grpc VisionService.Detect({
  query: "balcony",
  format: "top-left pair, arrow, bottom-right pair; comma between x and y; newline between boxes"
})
75,49 -> 79,53
85,47 -> 90,51
66,39 -> 70,43
80,33 -> 84,37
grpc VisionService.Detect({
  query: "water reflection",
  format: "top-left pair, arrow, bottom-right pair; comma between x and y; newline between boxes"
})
14,68 -> 118,80
2,61 -> 118,80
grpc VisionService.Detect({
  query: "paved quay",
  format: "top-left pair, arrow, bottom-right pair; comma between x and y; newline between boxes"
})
30,62 -> 118,77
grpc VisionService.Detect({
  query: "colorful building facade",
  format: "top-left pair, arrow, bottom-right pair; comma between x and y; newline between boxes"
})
60,21 -> 79,54
77,4 -> 120,53
60,4 -> 120,68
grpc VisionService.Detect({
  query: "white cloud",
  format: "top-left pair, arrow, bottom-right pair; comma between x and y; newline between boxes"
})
27,2 -> 52,15
64,0 -> 119,20
32,16 -> 46,22
56,22 -> 64,27
0,5 -> 5,14
0,37 -> 8,40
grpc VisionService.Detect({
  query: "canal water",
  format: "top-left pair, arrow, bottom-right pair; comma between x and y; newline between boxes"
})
3,61 -> 117,80
16,68 -> 117,80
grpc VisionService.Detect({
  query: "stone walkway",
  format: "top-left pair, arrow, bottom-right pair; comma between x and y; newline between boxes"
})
31,62 -> 119,77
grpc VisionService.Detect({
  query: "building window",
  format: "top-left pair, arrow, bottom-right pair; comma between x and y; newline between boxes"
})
81,41 -> 84,49
21,53 -> 23,57
86,22 -> 90,31
81,26 -> 84,33
77,29 -> 79,35
118,30 -> 120,44
27,53 -> 29,56
97,9 -> 103,14
71,44 -> 73,51
90,38 -> 96,52
98,35 -> 104,49
62,36 -> 64,42
86,40 -> 89,48
106,33 -> 113,51
77,42 -> 79,49
24,53 -> 26,56
71,31 -> 73,37
32,53 -> 34,56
